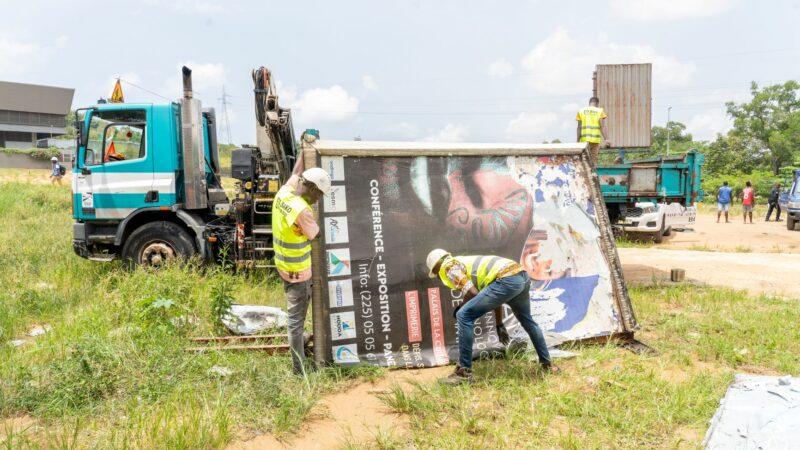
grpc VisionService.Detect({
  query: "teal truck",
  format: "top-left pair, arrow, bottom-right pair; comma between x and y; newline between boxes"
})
71,66 -> 296,267
597,150 -> 705,242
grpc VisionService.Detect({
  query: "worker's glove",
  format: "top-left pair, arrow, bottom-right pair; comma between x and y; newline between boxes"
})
496,324 -> 510,346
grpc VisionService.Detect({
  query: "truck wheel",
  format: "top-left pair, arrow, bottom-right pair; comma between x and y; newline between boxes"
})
122,221 -> 197,267
789,216 -> 797,231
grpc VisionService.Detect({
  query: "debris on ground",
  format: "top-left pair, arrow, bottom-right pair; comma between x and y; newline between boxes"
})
703,374 -> 800,449
27,324 -> 51,337
221,304 -> 288,335
9,339 -> 26,347
208,365 -> 233,377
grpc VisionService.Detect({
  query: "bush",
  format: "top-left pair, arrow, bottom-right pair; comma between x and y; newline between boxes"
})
0,147 -> 62,160
702,169 -> 782,203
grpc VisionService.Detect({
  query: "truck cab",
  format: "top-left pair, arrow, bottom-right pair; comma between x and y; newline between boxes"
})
72,99 -> 226,264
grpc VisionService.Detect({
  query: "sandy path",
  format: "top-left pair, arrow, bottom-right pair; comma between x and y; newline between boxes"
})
230,366 -> 451,449
620,247 -> 800,299
657,212 -> 800,253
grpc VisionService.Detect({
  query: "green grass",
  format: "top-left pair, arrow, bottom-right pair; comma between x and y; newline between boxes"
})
2,169 -> 799,448
0,172 -> 383,448
372,285 -> 800,448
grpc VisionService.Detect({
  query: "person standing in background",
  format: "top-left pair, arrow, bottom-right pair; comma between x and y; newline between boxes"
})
716,181 -> 733,223
742,181 -> 755,224
576,97 -> 610,167
765,182 -> 783,222
49,156 -> 64,185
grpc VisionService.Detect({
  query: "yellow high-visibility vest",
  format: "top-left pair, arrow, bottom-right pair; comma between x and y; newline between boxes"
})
272,185 -> 312,273
576,106 -> 606,144
438,255 -> 519,291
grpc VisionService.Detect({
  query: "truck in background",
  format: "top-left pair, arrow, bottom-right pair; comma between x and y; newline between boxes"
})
598,150 -> 704,242
71,66 -> 298,268
779,168 -> 800,231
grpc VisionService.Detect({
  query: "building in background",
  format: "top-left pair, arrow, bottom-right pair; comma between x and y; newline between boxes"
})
0,81 -> 74,149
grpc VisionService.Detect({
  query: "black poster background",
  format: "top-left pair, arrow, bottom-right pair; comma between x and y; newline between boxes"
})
320,155 -> 538,368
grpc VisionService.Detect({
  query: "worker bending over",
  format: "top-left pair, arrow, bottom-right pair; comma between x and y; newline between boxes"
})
272,153 -> 331,374
576,96 -> 610,166
426,249 -> 556,385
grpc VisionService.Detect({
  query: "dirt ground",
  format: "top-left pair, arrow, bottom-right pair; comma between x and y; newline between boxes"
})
621,211 -> 800,299
230,366 -> 451,449
655,210 -> 800,253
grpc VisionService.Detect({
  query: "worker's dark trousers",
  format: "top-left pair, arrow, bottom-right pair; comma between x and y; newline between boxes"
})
455,272 -> 551,369
765,202 -> 782,221
284,279 -> 312,374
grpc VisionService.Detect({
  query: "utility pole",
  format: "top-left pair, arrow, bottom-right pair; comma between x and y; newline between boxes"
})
666,106 -> 672,156
219,85 -> 233,145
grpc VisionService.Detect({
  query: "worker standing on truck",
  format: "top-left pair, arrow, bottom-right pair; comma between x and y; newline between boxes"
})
272,153 -> 331,375
425,249 -> 556,386
576,97 -> 610,167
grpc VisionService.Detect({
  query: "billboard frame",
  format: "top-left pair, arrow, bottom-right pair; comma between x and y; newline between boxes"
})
302,140 -> 638,366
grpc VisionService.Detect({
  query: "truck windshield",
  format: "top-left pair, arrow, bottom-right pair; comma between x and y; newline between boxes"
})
85,109 -> 146,166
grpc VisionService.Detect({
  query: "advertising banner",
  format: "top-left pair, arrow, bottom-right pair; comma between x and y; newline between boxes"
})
307,141 -> 636,368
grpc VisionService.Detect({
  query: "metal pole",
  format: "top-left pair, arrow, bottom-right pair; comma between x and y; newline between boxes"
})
666,106 -> 672,156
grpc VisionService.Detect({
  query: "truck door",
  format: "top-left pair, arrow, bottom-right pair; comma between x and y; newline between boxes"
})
74,107 -> 154,220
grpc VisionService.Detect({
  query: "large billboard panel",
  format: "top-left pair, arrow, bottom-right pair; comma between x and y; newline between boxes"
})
306,141 -> 636,367
594,63 -> 652,148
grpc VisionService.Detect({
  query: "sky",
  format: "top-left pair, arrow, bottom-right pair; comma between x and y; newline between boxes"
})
1,0 -> 799,145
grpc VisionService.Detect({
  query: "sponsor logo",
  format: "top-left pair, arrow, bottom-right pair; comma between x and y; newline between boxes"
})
324,186 -> 347,213
330,311 -> 357,341
405,290 -> 422,343
327,248 -> 351,277
328,279 -> 354,308
333,343 -> 359,363
324,216 -> 349,244
321,156 -> 345,181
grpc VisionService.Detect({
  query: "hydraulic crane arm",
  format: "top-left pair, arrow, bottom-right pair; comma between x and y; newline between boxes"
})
252,67 -> 296,182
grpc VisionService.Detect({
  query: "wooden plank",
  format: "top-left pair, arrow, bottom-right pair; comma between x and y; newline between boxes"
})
189,334 -> 285,343
186,344 -> 290,353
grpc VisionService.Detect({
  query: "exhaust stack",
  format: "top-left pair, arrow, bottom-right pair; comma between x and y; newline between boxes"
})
180,66 -> 208,209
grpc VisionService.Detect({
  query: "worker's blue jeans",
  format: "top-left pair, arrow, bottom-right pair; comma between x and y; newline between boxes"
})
456,271 -> 551,369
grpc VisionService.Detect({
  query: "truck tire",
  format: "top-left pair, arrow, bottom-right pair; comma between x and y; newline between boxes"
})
789,216 -> 797,231
121,221 -> 197,267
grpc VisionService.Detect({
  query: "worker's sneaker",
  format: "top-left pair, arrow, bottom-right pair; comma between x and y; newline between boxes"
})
439,366 -> 473,386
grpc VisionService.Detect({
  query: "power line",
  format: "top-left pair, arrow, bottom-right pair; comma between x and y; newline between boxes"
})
218,85 -> 234,144
118,78 -> 171,101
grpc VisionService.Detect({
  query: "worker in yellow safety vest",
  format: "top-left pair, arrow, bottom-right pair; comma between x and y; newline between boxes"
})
426,249 -> 557,385
576,97 -> 610,166
272,152 -> 331,374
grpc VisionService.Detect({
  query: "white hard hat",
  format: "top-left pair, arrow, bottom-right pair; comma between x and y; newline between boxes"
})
426,248 -> 450,278
51,156 -> 58,162
301,167 -> 332,195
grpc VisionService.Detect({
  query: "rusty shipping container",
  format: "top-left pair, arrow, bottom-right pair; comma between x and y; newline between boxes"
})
593,63 -> 652,148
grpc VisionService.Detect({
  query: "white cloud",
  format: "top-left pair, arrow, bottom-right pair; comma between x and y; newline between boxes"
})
361,75 -> 378,92
0,38 -> 39,78
55,35 -> 69,48
505,111 -> 559,141
164,61 -> 227,99
142,0 -> 227,14
385,122 -> 420,140
520,28 -> 695,95
487,58 -> 514,78
424,123 -> 470,142
288,85 -> 359,124
686,108 -> 732,140
610,0 -> 737,22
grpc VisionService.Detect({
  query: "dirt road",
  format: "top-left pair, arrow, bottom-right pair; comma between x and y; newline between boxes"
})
656,211 -> 799,253
620,247 -> 800,299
